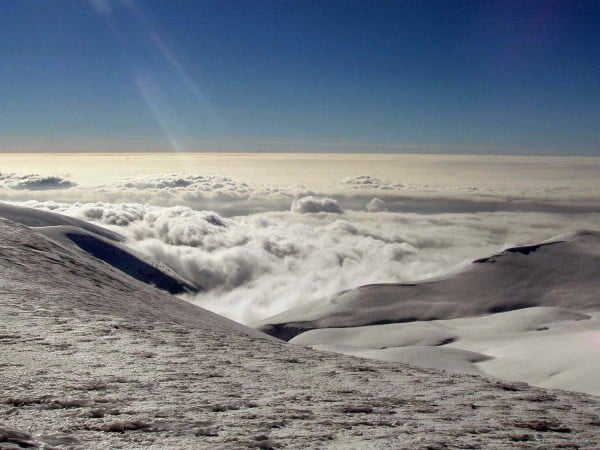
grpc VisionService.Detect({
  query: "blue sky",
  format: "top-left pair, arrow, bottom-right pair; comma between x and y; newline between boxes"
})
1,0 -> 599,155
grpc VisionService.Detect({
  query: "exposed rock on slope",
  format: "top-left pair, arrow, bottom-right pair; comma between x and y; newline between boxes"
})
1,219 -> 600,448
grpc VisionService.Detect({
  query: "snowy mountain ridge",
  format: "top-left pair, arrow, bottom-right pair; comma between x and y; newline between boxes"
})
1,210 -> 599,448
258,230 -> 600,395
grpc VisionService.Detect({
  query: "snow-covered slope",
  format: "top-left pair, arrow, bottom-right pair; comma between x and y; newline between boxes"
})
294,307 -> 600,394
258,231 -> 600,340
259,232 -> 600,394
37,225 -> 197,294
0,202 -> 197,294
0,202 -> 123,241
2,218 -> 599,448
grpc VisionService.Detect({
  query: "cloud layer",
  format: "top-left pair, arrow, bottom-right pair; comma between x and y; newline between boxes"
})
341,175 -> 403,190
0,173 -> 76,190
291,196 -> 342,214
3,168 -> 599,325
15,198 -> 600,324
2,171 -> 600,217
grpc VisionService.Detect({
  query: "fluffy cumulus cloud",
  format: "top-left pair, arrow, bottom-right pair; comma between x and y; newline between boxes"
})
106,174 -> 303,215
291,196 -> 342,214
341,175 -> 403,190
366,197 -> 386,212
0,173 -> 300,216
0,173 -> 76,190
14,198 -> 600,325
3,171 -> 600,217
113,174 -> 253,199
4,169 -> 600,325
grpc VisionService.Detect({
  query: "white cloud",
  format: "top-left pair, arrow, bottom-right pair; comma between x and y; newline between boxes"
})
2,171 -> 600,217
11,198 -> 600,325
291,196 -> 342,214
0,173 -> 76,190
114,174 -> 251,197
341,175 -> 402,190
2,169 -> 599,326
366,197 -> 386,212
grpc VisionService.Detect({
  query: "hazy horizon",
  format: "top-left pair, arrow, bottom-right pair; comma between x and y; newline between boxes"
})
2,151 -> 600,191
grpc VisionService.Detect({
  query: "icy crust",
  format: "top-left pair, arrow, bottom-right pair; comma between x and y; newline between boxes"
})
1,219 -> 600,448
258,230 -> 600,339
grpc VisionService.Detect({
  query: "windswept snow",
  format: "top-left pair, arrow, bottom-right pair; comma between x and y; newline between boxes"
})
37,225 -> 198,295
1,218 -> 599,448
0,202 -> 122,241
261,233 -> 600,394
0,202 -> 197,295
291,307 -> 600,394
311,345 -> 492,376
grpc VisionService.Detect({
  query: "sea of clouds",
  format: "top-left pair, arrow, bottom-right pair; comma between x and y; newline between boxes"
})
3,172 -> 600,214
5,171 -> 599,324
0,172 -> 76,190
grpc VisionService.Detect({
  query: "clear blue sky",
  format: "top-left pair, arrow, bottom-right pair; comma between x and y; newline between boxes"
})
1,0 -> 599,155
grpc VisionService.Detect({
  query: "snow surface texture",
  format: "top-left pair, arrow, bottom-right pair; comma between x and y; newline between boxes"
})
2,219 -> 600,448
260,232 -> 600,394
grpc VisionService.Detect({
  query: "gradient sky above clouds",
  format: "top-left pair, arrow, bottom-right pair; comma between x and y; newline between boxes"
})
1,0 -> 599,154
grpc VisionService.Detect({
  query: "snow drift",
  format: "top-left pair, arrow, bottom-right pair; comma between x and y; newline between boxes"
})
259,231 -> 600,394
